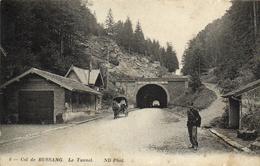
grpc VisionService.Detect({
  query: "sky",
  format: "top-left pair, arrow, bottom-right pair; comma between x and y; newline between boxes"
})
89,0 -> 231,72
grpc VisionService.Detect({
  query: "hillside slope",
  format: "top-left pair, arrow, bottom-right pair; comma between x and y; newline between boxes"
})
85,36 -> 171,83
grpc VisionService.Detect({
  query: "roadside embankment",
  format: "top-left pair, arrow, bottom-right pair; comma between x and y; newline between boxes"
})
167,84 -> 217,116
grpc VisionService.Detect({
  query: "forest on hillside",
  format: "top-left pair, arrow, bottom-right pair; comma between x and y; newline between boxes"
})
104,9 -> 179,73
0,0 -> 179,82
182,1 -> 260,93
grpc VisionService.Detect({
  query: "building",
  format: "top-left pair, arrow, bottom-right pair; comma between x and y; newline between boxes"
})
65,65 -> 104,91
222,79 -> 260,131
0,68 -> 102,124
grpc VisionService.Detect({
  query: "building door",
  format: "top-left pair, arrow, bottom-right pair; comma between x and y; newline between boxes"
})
0,90 -> 3,123
19,91 -> 54,124
229,97 -> 240,129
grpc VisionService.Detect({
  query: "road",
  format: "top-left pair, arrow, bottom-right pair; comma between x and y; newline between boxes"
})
0,108 -> 232,157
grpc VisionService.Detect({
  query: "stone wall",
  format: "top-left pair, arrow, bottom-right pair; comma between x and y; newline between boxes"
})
167,81 -> 187,105
115,79 -> 188,107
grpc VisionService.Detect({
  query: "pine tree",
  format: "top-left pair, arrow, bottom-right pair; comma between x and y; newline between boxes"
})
181,1 -> 260,92
122,17 -> 134,53
113,20 -> 124,45
1,0 -> 102,78
105,8 -> 115,36
163,43 -> 179,73
133,21 -> 145,54
107,16 -> 166,60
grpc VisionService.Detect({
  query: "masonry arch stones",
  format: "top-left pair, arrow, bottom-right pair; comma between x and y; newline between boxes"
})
135,83 -> 169,108
115,77 -> 188,108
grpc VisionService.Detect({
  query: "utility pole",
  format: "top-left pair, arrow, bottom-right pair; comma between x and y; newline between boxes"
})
0,52 -> 2,124
88,46 -> 92,86
59,26 -> 64,57
198,54 -> 201,78
253,1 -> 257,43
106,44 -> 110,89
0,53 -> 2,85
81,42 -> 92,86
0,46 -> 7,124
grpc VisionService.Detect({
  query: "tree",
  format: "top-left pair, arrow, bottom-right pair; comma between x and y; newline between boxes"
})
113,17 -> 134,53
105,8 -> 115,36
107,16 -> 167,60
113,20 -> 124,45
122,17 -> 134,52
189,72 -> 202,92
1,0 -> 102,79
163,43 -> 179,73
133,21 -> 145,54
182,1 -> 260,91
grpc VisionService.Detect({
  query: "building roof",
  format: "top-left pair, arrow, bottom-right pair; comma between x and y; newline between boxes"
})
65,65 -> 104,86
0,68 -> 101,95
222,79 -> 260,98
0,45 -> 7,57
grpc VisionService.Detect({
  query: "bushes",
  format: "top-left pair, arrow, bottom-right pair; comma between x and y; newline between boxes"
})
173,84 -> 217,110
217,68 -> 256,95
109,56 -> 120,66
102,89 -> 116,106
101,87 -> 122,109
241,110 -> 260,132
210,105 -> 229,128
193,86 -> 217,109
189,73 -> 202,92
218,78 -> 239,94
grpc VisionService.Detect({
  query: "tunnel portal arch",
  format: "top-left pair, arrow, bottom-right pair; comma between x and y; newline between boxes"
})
136,84 -> 168,108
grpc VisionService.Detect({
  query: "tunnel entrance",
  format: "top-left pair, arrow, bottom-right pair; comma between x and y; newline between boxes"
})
136,84 -> 168,108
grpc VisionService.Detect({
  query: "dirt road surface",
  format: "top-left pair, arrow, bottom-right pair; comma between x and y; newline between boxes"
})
0,108 -> 232,157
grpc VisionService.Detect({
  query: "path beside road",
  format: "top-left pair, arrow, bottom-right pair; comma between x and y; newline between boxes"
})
202,83 -> 258,154
200,83 -> 226,126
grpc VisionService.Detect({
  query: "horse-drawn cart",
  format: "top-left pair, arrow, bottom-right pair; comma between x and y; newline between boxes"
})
112,96 -> 128,119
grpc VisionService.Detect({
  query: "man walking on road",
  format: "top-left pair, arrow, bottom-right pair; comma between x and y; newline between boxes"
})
187,102 -> 201,150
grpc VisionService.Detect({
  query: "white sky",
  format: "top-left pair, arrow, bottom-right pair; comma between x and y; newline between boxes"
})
89,0 -> 231,72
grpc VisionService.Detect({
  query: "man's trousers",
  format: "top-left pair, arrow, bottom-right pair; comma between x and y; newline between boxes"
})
188,125 -> 198,147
